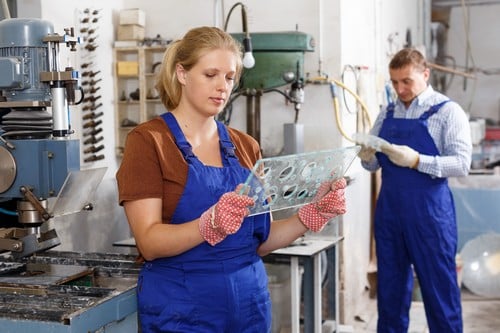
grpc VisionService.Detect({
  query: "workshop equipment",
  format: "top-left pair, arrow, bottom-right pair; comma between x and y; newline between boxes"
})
0,250 -> 140,332
231,31 -> 314,90
0,18 -> 106,258
0,18 -> 137,331
228,31 -> 314,143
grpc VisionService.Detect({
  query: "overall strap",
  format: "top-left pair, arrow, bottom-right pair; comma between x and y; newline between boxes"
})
419,100 -> 450,121
161,112 -> 196,161
216,120 -> 239,165
386,103 -> 396,119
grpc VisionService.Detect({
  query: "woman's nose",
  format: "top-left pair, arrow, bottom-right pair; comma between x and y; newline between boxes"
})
216,76 -> 229,91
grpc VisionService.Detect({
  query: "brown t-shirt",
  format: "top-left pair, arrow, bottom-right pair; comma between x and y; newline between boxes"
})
116,116 -> 262,224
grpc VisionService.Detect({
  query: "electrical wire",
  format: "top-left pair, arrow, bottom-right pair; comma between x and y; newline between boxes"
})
307,76 -> 373,143
340,65 -> 359,115
223,2 -> 245,32
0,207 -> 17,216
310,77 -> 372,143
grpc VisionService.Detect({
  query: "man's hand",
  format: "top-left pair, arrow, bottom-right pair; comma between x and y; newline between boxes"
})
298,178 -> 347,232
199,189 -> 255,246
358,145 -> 377,163
381,144 -> 420,168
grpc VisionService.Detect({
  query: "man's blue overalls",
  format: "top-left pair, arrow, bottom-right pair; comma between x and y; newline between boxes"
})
375,101 -> 462,333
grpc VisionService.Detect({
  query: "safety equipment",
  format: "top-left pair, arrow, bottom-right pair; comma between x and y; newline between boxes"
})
358,145 -> 377,162
298,178 -> 347,232
381,144 -> 420,168
199,191 -> 255,245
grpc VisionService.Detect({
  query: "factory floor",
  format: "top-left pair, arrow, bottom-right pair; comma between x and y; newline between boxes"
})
350,287 -> 500,333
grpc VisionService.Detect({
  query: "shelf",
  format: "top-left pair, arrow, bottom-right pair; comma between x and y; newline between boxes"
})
113,45 -> 168,156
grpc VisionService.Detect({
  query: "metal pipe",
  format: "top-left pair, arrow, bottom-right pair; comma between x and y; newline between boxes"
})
246,91 -> 255,140
255,90 -> 262,143
1,0 -> 10,19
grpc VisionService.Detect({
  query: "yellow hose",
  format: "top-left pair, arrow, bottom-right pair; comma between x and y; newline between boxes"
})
308,76 -> 373,142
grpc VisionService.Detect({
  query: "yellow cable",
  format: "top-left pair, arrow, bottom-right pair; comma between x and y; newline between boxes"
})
308,76 -> 373,142
333,94 -> 355,143
332,78 -> 372,127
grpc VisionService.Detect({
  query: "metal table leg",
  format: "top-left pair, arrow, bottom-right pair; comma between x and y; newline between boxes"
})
290,256 -> 301,333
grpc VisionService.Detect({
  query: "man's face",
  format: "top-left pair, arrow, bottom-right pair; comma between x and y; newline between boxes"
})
390,65 -> 429,107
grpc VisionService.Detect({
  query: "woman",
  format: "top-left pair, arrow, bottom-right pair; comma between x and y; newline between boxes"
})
116,26 -> 347,333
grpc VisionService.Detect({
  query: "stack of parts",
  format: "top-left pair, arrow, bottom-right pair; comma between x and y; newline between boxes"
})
79,7 -> 105,163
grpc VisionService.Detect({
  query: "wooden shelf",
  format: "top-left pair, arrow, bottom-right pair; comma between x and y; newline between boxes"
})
113,45 -> 167,156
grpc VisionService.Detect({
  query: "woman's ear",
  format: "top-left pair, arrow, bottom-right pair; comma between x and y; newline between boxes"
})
176,64 -> 187,85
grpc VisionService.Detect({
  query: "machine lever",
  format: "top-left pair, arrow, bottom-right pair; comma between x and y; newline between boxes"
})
19,186 -> 52,221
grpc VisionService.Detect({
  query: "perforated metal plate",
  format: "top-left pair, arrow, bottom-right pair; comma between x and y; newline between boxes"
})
242,145 -> 360,216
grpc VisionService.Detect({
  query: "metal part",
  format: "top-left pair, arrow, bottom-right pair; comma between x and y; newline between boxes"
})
230,31 -> 314,90
18,188 -> 51,222
0,145 -> 16,193
0,251 -> 140,331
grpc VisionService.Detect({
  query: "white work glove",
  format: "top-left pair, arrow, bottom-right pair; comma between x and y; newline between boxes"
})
381,144 -> 420,169
358,145 -> 376,163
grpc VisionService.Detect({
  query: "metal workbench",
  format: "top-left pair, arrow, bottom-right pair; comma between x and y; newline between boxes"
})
0,251 -> 141,332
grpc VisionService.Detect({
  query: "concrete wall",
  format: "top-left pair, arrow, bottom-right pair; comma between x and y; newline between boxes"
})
445,4 -> 500,122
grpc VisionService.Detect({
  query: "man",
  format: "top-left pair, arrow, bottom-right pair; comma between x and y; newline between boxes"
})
360,48 -> 471,332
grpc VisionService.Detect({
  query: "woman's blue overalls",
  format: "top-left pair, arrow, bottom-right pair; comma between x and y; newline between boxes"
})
137,112 -> 272,332
374,101 -> 463,333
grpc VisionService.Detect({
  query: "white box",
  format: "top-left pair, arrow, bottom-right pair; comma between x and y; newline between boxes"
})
119,8 -> 146,27
117,25 -> 145,41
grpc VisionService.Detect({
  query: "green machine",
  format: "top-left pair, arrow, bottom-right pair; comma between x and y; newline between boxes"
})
231,31 -> 315,90
228,31 -> 315,145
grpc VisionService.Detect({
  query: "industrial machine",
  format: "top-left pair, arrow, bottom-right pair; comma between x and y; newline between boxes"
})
0,17 -> 86,257
0,18 -> 139,332
228,31 -> 314,148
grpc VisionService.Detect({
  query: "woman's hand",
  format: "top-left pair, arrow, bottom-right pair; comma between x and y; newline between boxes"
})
297,178 -> 347,232
199,188 -> 255,245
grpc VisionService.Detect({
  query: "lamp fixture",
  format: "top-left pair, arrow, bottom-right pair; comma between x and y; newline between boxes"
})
224,2 -> 255,69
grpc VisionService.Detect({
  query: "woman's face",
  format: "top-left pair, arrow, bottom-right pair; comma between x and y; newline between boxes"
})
177,49 -> 237,117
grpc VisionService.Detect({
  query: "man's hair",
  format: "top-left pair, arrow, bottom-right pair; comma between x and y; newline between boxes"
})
389,48 -> 427,72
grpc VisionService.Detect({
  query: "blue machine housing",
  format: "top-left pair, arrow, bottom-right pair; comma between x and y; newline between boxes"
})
1,139 -> 80,199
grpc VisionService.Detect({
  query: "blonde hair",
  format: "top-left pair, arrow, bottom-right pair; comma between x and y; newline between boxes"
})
155,26 -> 243,110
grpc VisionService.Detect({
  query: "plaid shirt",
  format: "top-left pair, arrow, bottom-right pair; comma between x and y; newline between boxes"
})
363,85 -> 472,178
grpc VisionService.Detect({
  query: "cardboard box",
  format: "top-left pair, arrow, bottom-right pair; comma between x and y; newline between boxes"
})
117,25 -> 145,41
119,8 -> 146,27
117,61 -> 139,76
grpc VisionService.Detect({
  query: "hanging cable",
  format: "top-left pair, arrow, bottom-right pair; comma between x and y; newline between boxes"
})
0,207 -> 17,216
340,65 -> 359,115
307,76 -> 373,143
223,2 -> 254,68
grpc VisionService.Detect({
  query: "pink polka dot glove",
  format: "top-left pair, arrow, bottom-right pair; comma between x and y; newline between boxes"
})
199,190 -> 255,246
298,178 -> 347,232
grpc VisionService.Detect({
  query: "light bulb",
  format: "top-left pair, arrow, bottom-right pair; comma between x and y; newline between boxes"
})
242,36 -> 255,69
243,51 -> 255,68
